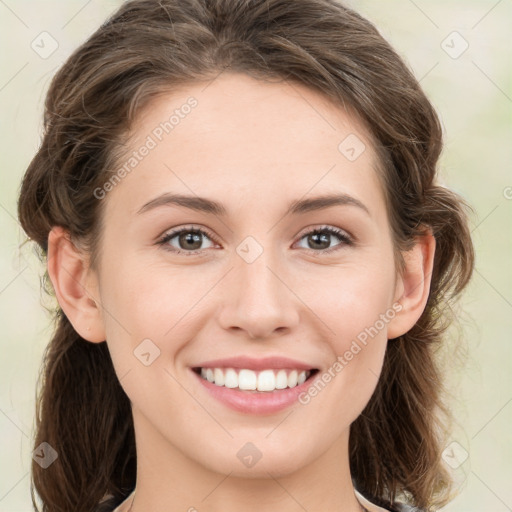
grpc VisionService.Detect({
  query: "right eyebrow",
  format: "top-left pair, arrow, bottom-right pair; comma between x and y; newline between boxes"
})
137,193 -> 226,216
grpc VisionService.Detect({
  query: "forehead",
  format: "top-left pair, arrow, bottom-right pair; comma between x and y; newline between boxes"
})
106,72 -> 385,218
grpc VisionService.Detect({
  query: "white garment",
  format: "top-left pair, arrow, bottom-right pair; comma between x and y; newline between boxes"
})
112,492 -> 132,512
355,489 -> 394,511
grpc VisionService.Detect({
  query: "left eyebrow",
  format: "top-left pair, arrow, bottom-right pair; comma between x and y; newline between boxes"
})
136,192 -> 370,217
287,193 -> 370,216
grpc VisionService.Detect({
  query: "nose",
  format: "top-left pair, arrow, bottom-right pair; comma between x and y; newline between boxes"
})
217,250 -> 300,340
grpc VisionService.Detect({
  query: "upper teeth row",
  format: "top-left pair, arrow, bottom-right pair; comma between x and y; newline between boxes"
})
200,368 -> 311,392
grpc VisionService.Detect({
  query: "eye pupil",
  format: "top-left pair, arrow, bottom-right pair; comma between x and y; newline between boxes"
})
309,232 -> 330,250
179,231 -> 202,250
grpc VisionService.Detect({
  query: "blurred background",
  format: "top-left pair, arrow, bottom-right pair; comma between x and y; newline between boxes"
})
0,1 -> 510,510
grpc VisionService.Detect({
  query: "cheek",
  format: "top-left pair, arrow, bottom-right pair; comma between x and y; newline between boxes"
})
295,257 -> 395,413
97,256 -> 208,382
97,263 -> 191,412
304,257 -> 397,347
95,255 -> 168,366
99,250 -> 179,331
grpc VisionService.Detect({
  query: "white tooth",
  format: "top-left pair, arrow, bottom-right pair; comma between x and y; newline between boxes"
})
287,370 -> 298,388
238,369 -> 257,390
202,367 -> 309,391
214,368 -> 225,386
275,370 -> 288,389
224,368 -> 238,388
257,370 -> 276,391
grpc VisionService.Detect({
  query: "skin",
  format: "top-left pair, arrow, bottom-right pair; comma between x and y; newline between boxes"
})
48,72 -> 435,512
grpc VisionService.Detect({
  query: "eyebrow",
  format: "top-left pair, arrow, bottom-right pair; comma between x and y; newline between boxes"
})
136,192 -> 370,217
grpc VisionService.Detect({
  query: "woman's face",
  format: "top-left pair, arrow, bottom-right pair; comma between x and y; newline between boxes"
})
92,72 -> 404,477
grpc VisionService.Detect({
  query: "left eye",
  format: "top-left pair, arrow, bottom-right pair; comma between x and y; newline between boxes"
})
157,225 -> 352,255
295,226 -> 352,252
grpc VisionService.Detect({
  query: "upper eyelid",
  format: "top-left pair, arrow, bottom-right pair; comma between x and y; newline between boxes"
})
296,225 -> 352,239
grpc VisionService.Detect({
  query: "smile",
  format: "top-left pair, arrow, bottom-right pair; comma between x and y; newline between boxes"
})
194,367 -> 318,392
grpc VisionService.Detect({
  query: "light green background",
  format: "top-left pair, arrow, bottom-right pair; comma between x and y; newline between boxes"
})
0,1 -> 511,510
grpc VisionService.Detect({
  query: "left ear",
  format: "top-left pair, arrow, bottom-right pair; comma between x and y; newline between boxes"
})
387,229 -> 436,339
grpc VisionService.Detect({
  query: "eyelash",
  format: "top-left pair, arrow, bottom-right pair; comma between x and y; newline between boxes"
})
156,224 -> 354,257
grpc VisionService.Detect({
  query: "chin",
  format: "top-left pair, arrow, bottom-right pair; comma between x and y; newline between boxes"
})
193,439 -> 315,478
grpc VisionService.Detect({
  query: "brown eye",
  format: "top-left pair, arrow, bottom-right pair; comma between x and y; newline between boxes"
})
296,226 -> 352,253
176,231 -> 203,251
157,227 -> 216,255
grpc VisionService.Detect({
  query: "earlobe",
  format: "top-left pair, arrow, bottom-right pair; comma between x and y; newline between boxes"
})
387,230 -> 436,340
47,226 -> 105,343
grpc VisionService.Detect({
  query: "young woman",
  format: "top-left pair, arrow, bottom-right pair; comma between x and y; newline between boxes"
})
18,1 -> 474,511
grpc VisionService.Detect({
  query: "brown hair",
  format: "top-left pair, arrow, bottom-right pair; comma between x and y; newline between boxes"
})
17,0 -> 474,511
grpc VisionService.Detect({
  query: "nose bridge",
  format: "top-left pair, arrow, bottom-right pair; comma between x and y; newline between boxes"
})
218,240 -> 300,338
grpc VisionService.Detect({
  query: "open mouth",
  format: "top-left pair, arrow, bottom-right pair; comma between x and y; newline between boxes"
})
192,367 -> 319,392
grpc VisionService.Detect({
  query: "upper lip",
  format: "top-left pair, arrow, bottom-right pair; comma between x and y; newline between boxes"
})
192,356 -> 318,371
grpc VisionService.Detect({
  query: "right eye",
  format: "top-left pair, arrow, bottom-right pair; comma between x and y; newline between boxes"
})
156,225 -> 219,256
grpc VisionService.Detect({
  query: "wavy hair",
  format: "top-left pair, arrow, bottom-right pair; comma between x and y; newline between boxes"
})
17,0 -> 474,510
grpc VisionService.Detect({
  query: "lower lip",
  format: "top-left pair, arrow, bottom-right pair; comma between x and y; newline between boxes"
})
191,369 -> 319,415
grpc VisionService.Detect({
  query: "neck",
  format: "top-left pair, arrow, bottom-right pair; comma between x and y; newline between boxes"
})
127,408 -> 365,512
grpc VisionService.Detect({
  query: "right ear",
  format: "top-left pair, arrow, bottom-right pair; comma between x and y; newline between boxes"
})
47,226 -> 105,343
